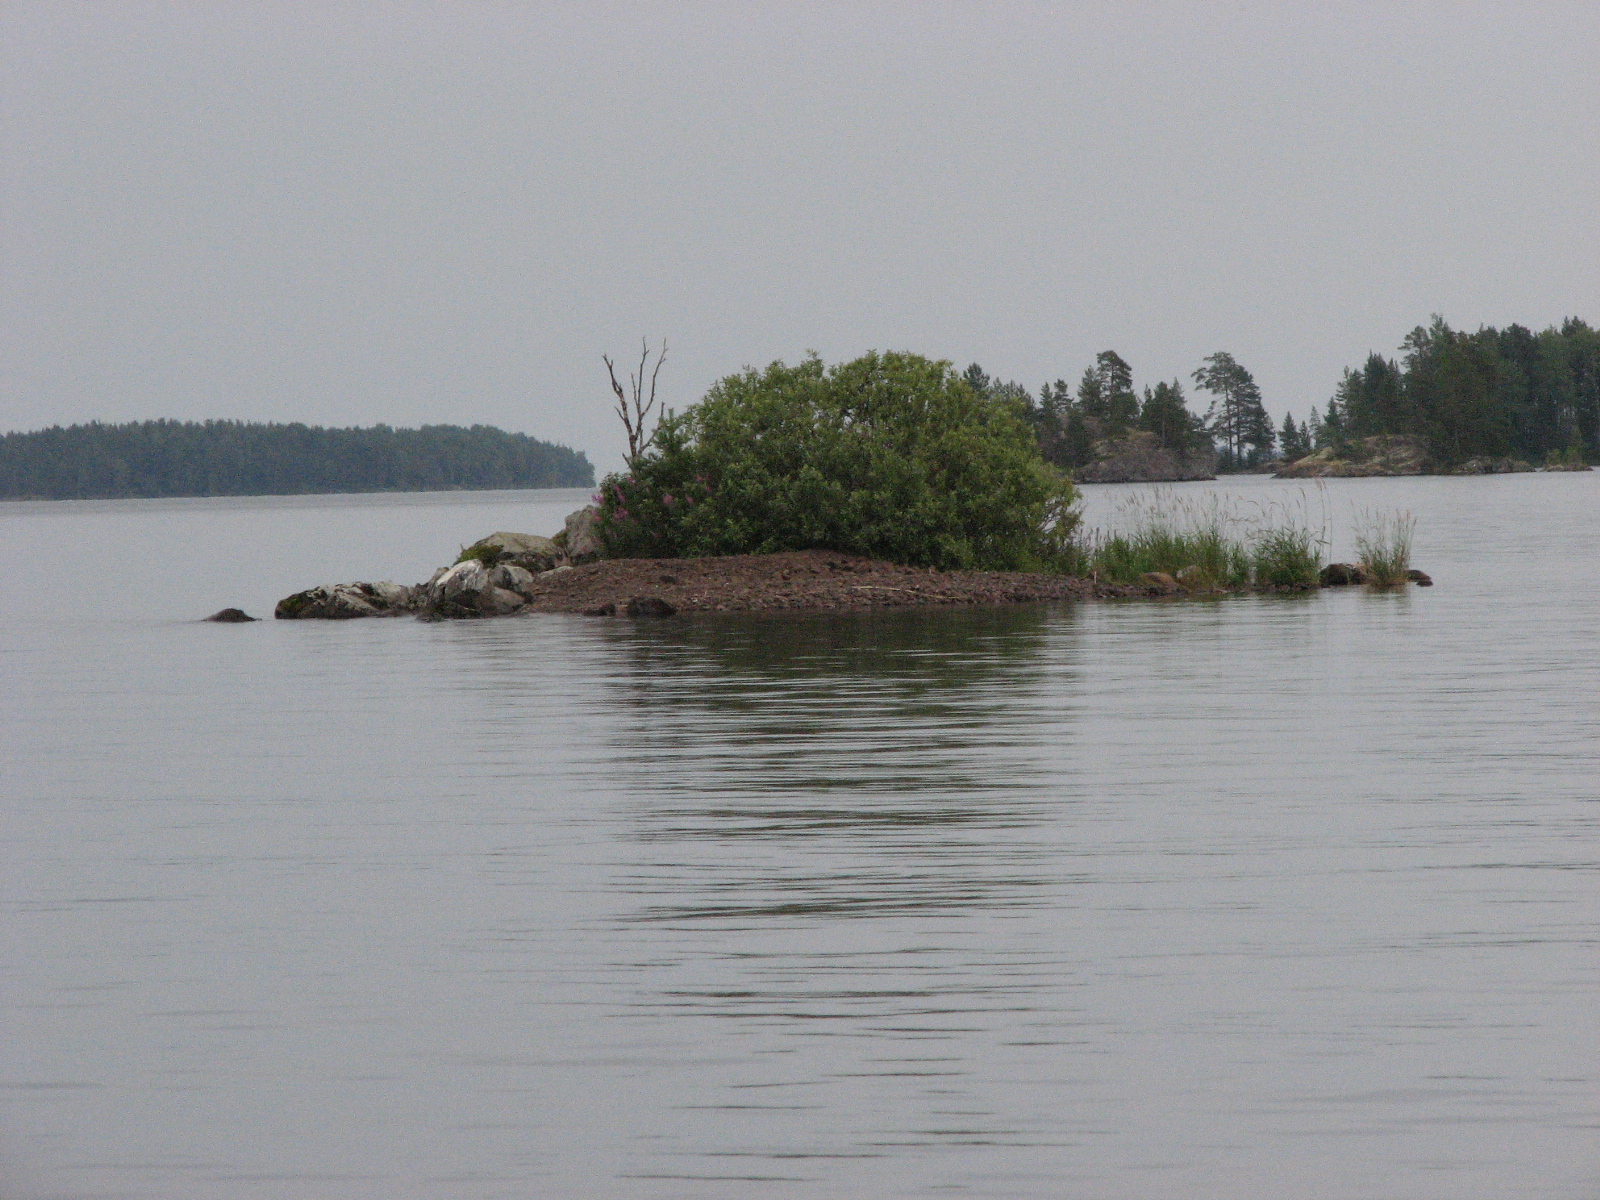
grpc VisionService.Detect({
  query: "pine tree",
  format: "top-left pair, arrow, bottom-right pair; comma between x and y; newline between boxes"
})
1079,351 -> 1139,434
1192,352 -> 1271,468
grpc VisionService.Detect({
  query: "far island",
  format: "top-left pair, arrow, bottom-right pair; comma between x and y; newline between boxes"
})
961,315 -> 1598,481
0,419 -> 592,501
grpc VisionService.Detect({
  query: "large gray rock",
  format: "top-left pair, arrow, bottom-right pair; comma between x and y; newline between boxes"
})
413,558 -> 536,618
275,581 -> 415,619
563,506 -> 603,563
1452,456 -> 1535,475
488,562 -> 537,596
481,586 -> 527,616
415,559 -> 490,618
460,531 -> 560,573
432,558 -> 491,599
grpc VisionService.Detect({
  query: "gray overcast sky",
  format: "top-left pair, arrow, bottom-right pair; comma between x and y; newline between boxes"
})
4,2 -> 1598,473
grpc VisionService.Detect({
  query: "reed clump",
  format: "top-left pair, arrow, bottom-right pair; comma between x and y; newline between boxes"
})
1352,509 -> 1416,587
1084,488 -> 1326,591
1249,525 -> 1324,589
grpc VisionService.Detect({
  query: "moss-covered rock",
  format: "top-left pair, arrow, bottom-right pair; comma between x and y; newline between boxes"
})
455,532 -> 560,573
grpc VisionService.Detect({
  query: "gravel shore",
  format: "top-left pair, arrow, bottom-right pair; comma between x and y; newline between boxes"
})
516,549 -> 1130,615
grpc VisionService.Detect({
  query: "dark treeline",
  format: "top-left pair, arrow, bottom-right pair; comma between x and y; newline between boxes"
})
964,351 -> 1262,471
1283,317 -> 1600,466
970,315 -> 1600,474
0,419 -> 594,500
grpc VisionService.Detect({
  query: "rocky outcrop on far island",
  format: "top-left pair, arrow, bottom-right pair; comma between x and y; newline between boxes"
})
1273,434 -> 1586,478
1073,431 -> 1217,484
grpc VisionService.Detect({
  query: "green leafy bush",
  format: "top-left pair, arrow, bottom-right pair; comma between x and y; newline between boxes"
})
597,352 -> 1080,571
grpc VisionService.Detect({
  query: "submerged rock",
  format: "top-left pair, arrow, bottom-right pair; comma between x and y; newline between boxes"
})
1320,562 -> 1434,587
205,607 -> 257,623
583,596 -> 678,617
624,596 -> 677,617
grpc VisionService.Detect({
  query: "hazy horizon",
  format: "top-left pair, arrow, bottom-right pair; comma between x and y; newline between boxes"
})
5,2 -> 1597,473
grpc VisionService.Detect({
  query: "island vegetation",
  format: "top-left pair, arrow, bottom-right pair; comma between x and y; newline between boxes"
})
962,353 -> 1227,479
960,315 -> 1599,478
0,419 -> 592,501
591,351 -> 1349,594
1277,316 -> 1600,473
597,351 -> 1080,571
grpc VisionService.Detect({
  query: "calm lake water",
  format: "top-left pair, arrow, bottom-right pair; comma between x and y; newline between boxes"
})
3,476 -> 1597,1199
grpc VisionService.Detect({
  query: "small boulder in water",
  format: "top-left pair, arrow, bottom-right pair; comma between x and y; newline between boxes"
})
624,596 -> 676,617
205,607 -> 257,623
1319,562 -> 1368,586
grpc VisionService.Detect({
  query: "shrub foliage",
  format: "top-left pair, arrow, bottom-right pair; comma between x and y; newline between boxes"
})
597,352 -> 1079,570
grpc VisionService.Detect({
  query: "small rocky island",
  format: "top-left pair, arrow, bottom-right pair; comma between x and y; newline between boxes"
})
263,351 -> 1440,623
267,503 -> 1430,623
273,505 -> 1115,619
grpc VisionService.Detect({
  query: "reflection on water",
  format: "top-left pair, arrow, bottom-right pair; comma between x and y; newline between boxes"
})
600,609 -> 1066,923
4,475 -> 1600,1199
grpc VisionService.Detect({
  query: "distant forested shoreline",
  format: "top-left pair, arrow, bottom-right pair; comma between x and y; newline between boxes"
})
965,315 -> 1600,474
0,420 -> 594,501
1283,317 -> 1600,466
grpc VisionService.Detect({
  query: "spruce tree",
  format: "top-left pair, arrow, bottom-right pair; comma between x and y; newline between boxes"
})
1140,380 -> 1203,455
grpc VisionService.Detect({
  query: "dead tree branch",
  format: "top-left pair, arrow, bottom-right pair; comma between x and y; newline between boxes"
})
603,337 -> 668,467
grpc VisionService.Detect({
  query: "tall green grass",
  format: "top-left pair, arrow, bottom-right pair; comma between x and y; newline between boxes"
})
1083,488 -> 1327,590
1352,509 -> 1416,587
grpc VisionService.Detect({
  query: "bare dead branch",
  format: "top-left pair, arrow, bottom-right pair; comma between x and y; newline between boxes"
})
602,338 -> 668,467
